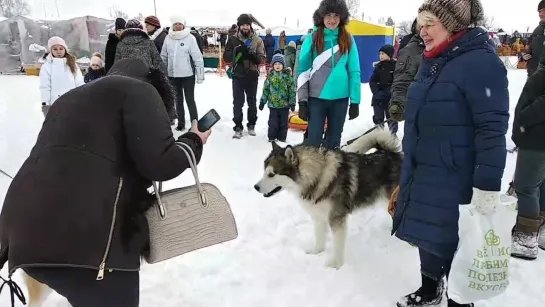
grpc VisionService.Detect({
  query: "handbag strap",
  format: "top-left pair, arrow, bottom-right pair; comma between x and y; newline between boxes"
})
152,142 -> 207,218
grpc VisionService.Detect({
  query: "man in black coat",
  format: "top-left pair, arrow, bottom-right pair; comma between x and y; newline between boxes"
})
511,52 -> 545,260
104,18 -> 126,73
0,58 -> 211,306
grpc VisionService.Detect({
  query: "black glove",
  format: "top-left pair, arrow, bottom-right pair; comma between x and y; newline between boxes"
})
298,101 -> 309,121
348,103 -> 359,120
290,105 -> 295,112
389,101 -> 404,122
259,103 -> 265,111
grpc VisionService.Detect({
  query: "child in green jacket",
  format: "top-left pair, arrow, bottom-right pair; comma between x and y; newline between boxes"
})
259,52 -> 296,142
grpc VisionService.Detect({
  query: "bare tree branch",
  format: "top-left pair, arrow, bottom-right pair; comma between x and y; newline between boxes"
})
345,0 -> 359,18
397,20 -> 413,36
108,6 -> 129,20
0,0 -> 30,18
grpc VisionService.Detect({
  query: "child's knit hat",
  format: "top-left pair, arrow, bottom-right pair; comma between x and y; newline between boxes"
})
288,41 -> 296,48
418,0 -> 484,33
47,36 -> 67,52
379,44 -> 395,58
271,53 -> 285,66
90,52 -> 104,67
539,0 -> 545,11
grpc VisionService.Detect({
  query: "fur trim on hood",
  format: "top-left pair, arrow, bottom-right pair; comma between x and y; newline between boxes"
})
119,28 -> 149,41
313,0 -> 350,27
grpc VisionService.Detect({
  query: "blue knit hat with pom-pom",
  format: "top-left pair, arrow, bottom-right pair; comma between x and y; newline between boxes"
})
271,52 -> 285,66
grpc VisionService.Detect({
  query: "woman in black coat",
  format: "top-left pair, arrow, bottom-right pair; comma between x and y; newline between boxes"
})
0,58 -> 211,307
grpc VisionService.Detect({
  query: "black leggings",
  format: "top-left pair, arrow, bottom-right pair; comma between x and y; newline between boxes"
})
24,267 -> 139,307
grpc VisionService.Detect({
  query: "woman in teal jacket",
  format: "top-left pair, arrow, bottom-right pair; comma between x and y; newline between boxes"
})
297,0 -> 361,149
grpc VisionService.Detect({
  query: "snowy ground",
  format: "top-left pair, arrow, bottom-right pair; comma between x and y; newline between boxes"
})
0,69 -> 542,306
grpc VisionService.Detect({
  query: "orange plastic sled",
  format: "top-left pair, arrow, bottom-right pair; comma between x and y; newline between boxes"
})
288,111 -> 327,131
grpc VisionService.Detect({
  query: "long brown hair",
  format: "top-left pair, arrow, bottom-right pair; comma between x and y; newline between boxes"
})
313,25 -> 352,55
65,52 -> 77,75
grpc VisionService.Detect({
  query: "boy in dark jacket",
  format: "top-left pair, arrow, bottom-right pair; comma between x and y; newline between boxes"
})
369,44 -> 397,134
259,53 -> 296,142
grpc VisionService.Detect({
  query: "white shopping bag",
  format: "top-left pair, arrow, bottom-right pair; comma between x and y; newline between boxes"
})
447,196 -> 517,304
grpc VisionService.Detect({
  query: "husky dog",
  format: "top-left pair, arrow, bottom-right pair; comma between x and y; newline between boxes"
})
254,127 -> 403,268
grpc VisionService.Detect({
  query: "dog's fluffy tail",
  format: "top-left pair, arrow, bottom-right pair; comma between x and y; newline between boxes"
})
342,126 -> 401,154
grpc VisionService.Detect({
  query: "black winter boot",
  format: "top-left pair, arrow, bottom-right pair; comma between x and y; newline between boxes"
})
447,299 -> 473,307
397,274 -> 444,307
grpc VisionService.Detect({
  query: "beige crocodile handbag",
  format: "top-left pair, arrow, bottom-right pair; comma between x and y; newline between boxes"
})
144,142 -> 238,264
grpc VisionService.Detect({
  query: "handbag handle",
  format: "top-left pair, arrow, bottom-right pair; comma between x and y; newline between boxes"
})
152,142 -> 207,219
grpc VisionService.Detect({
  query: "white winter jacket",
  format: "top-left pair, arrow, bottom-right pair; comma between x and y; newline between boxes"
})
160,28 -> 204,81
39,54 -> 84,105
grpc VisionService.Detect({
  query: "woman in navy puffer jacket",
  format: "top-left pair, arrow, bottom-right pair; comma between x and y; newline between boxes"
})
392,0 -> 509,306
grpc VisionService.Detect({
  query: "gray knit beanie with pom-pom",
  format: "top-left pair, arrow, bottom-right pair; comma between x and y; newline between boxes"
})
418,0 -> 484,33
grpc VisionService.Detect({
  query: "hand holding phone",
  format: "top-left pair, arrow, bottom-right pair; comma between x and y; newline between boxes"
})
197,109 -> 220,132
189,120 -> 212,144
188,109 -> 220,145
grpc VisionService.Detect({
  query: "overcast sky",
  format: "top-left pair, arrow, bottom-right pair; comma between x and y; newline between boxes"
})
30,0 -> 537,32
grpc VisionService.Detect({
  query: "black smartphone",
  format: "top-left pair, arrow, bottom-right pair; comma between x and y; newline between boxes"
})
197,109 -> 221,132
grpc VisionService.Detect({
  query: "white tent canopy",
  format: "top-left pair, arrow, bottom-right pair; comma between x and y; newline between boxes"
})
256,26 -> 307,36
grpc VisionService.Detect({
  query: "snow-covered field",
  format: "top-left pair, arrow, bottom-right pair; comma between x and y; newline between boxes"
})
0,69 -> 542,306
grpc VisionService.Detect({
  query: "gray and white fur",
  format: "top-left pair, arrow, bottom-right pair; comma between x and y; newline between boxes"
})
254,127 -> 402,268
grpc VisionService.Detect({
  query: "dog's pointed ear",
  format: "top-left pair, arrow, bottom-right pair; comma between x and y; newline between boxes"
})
284,145 -> 298,165
271,141 -> 281,151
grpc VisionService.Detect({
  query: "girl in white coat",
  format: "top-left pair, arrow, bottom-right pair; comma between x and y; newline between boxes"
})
40,36 -> 84,116
161,15 -> 204,131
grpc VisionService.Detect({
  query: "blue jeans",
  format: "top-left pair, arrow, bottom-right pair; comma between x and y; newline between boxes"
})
305,97 -> 349,149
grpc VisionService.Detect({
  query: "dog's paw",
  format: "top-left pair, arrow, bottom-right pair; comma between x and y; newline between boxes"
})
305,245 -> 325,255
325,257 -> 343,269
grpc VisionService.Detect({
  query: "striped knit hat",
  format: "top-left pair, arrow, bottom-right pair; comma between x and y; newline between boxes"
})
418,0 -> 484,33
145,16 -> 161,28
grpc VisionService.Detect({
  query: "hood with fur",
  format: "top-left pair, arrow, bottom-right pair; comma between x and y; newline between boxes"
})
313,0 -> 350,27
119,28 -> 150,44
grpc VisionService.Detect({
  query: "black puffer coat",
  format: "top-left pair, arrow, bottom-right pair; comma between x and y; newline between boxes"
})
0,59 -> 203,279
104,33 -> 120,73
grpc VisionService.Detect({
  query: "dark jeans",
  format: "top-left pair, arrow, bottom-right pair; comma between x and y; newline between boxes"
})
514,149 -> 545,219
170,76 -> 198,127
372,103 -> 398,134
419,248 -> 455,282
232,76 -> 258,130
24,267 -> 139,307
305,97 -> 348,149
268,108 -> 290,141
